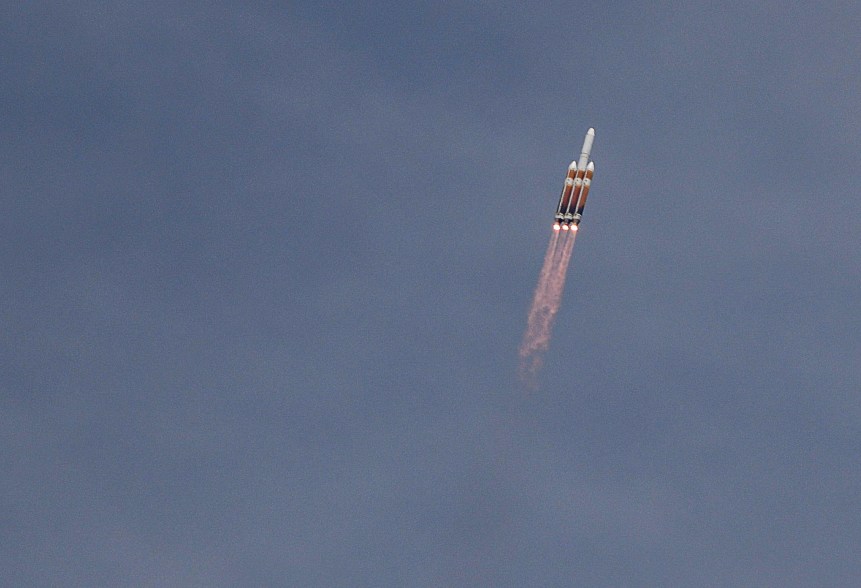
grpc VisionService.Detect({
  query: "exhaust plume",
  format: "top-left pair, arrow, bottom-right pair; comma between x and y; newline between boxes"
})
518,230 -> 577,389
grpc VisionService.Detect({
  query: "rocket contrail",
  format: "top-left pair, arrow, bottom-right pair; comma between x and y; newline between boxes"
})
518,230 -> 576,389
518,127 -> 596,389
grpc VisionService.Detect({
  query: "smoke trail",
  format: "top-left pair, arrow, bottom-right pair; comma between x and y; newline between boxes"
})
529,230 -> 560,313
518,230 -> 577,389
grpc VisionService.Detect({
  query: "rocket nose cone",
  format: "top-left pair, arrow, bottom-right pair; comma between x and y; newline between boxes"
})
587,127 -> 595,135
568,161 -> 577,170
587,161 -> 594,170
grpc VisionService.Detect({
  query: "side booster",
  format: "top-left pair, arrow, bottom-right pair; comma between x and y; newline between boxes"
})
554,128 -> 595,231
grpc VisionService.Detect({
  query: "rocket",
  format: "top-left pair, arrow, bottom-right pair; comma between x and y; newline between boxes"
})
554,128 -> 595,231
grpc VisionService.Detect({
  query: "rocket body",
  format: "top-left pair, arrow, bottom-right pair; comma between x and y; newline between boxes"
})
553,128 -> 595,229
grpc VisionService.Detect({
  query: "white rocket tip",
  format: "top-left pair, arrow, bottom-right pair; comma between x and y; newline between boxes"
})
587,161 -> 594,170
568,161 -> 577,170
587,127 -> 595,135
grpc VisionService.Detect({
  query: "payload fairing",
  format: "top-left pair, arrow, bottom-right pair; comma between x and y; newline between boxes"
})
554,128 -> 595,231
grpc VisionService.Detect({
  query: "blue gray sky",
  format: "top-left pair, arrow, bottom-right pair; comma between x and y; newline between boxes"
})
3,2 -> 861,585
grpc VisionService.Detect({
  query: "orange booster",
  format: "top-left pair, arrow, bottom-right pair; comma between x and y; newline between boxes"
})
574,162 -> 594,217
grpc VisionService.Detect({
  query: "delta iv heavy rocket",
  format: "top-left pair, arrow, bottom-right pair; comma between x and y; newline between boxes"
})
554,128 -> 595,231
